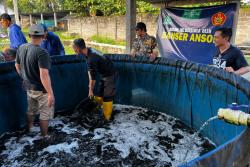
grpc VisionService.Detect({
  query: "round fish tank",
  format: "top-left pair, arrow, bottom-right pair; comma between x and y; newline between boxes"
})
0,55 -> 250,167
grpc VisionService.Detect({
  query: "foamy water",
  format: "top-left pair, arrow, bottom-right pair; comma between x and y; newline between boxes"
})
0,105 -> 215,167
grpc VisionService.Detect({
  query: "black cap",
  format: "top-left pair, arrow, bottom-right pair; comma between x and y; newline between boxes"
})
135,22 -> 147,32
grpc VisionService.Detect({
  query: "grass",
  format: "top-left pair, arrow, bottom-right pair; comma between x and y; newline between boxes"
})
245,56 -> 250,65
91,35 -> 126,46
22,28 -> 81,42
2,26 -> 126,54
1,28 -> 78,55
54,31 -> 81,41
64,44 -> 75,55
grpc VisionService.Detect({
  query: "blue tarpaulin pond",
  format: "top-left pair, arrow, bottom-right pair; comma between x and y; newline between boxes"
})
0,55 -> 250,167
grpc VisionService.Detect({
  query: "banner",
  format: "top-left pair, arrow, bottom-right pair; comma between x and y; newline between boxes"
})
157,4 -> 237,64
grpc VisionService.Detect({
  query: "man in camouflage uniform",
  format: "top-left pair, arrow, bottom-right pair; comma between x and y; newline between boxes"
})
131,22 -> 158,59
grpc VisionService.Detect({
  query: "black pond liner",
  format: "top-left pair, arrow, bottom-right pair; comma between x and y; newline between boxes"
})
0,105 -> 215,167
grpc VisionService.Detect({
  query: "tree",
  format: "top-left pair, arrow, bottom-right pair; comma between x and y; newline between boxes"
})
5,0 -> 159,15
6,0 -> 66,13
5,0 -> 250,15
63,0 -> 159,16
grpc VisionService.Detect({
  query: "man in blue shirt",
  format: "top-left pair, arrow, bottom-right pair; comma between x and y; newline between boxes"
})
0,13 -> 27,50
40,24 -> 65,56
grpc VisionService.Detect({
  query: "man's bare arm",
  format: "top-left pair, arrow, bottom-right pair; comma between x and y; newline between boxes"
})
235,67 -> 250,75
130,48 -> 136,57
88,71 -> 96,97
40,68 -> 54,107
226,66 -> 250,75
15,63 -> 21,75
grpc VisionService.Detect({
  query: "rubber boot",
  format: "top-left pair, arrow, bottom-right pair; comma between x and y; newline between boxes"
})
103,101 -> 113,121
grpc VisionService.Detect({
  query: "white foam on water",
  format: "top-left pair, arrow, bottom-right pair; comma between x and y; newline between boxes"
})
2,137 -> 30,161
36,160 -> 47,167
49,118 -> 65,127
94,105 -> 211,166
19,135 -> 42,145
61,125 -> 78,134
1,137 -> 26,160
0,104 -> 215,167
1,127 -> 43,161
80,129 -> 89,136
39,141 -> 79,155
50,117 -> 89,135
29,126 -> 40,133
93,128 -> 106,140
1,117 -> 84,163
171,134 -> 202,166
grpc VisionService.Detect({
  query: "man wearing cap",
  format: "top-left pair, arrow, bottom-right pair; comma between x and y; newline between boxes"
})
15,24 -> 54,137
0,13 -> 27,50
131,22 -> 158,59
40,24 -> 65,56
72,38 -> 116,122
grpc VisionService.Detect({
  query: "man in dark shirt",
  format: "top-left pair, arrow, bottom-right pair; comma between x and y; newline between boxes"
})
40,24 -> 65,56
15,24 -> 54,137
213,27 -> 249,75
73,38 -> 116,121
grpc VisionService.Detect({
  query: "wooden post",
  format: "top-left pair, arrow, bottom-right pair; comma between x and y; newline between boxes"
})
54,12 -> 58,27
115,17 -> 118,40
231,0 -> 240,44
29,14 -> 32,26
80,19 -> 83,36
125,0 -> 136,54
96,17 -> 99,36
41,13 -> 44,24
13,0 -> 20,25
20,15 -> 23,27
51,2 -> 57,27
67,17 -> 70,32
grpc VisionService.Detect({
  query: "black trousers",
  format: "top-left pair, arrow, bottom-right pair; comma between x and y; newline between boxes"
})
96,74 -> 116,102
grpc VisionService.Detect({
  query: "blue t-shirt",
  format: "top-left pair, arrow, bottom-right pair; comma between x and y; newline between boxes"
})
40,32 -> 65,56
9,24 -> 27,49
